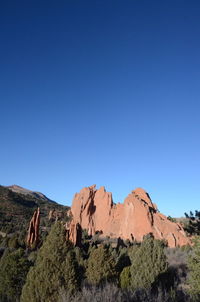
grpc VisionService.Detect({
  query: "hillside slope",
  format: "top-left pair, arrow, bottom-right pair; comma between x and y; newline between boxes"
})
6,185 -> 56,202
0,185 -> 69,234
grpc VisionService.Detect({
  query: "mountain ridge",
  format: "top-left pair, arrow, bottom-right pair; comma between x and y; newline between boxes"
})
6,185 -> 56,203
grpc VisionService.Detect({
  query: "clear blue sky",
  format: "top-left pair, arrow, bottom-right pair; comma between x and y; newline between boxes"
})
1,0 -> 200,217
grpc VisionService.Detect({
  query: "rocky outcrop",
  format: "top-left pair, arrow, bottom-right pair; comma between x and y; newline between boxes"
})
70,185 -> 190,248
66,220 -> 82,247
48,209 -> 64,221
27,208 -> 40,248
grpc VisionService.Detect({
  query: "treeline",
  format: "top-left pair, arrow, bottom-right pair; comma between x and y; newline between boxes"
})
1,221 -> 200,302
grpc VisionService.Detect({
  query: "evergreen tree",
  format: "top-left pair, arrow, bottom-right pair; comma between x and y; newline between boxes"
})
120,266 -> 131,289
21,222 -> 80,302
184,211 -> 200,235
121,235 -> 168,290
86,244 -> 117,285
187,236 -> 200,300
63,249 -> 82,294
0,248 -> 31,302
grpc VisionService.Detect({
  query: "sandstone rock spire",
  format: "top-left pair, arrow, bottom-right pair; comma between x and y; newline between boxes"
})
27,207 -> 40,248
66,220 -> 82,247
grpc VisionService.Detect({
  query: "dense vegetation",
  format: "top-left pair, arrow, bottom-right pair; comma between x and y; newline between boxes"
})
184,211 -> 200,236
0,248 -> 31,301
187,236 -> 200,301
21,223 -> 80,302
1,187 -> 200,301
0,221 -> 196,302
0,185 -> 69,234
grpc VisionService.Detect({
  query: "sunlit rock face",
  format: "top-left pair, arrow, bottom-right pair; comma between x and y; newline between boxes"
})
27,208 -> 40,248
70,185 -> 190,248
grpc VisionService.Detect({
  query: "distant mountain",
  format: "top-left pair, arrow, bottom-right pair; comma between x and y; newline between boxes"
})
0,185 -> 69,234
6,185 -> 56,203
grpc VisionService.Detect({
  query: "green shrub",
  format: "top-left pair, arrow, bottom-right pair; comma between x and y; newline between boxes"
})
21,222 -> 80,302
130,236 -> 168,290
120,266 -> 131,288
167,216 -> 177,223
184,211 -> 200,236
187,236 -> 200,300
8,234 -> 20,249
0,248 -> 31,302
121,235 -> 168,291
86,244 -> 117,285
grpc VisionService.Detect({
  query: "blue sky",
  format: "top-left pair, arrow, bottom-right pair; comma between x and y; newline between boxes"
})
0,0 -> 200,217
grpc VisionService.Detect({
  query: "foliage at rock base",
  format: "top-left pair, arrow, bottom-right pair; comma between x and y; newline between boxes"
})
86,245 -> 117,285
21,222 -> 80,302
120,235 -> 168,291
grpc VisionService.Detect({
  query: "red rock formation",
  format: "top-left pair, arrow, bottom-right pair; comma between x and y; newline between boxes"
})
70,185 -> 190,248
66,220 -> 82,247
27,208 -> 40,248
48,209 -> 64,221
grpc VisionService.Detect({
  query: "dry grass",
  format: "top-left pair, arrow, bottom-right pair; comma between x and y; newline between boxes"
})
59,282 -> 191,302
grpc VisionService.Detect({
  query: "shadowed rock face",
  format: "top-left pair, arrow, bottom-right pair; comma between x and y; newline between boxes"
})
66,220 -> 82,247
70,185 -> 190,248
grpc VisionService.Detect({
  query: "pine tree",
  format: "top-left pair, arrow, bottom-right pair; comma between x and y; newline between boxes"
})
21,222 -> 80,302
86,244 -> 117,285
0,248 -> 31,302
120,266 -> 131,289
120,235 -> 168,290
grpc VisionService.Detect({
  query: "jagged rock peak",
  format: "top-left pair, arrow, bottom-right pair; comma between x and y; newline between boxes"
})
70,185 -> 190,248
